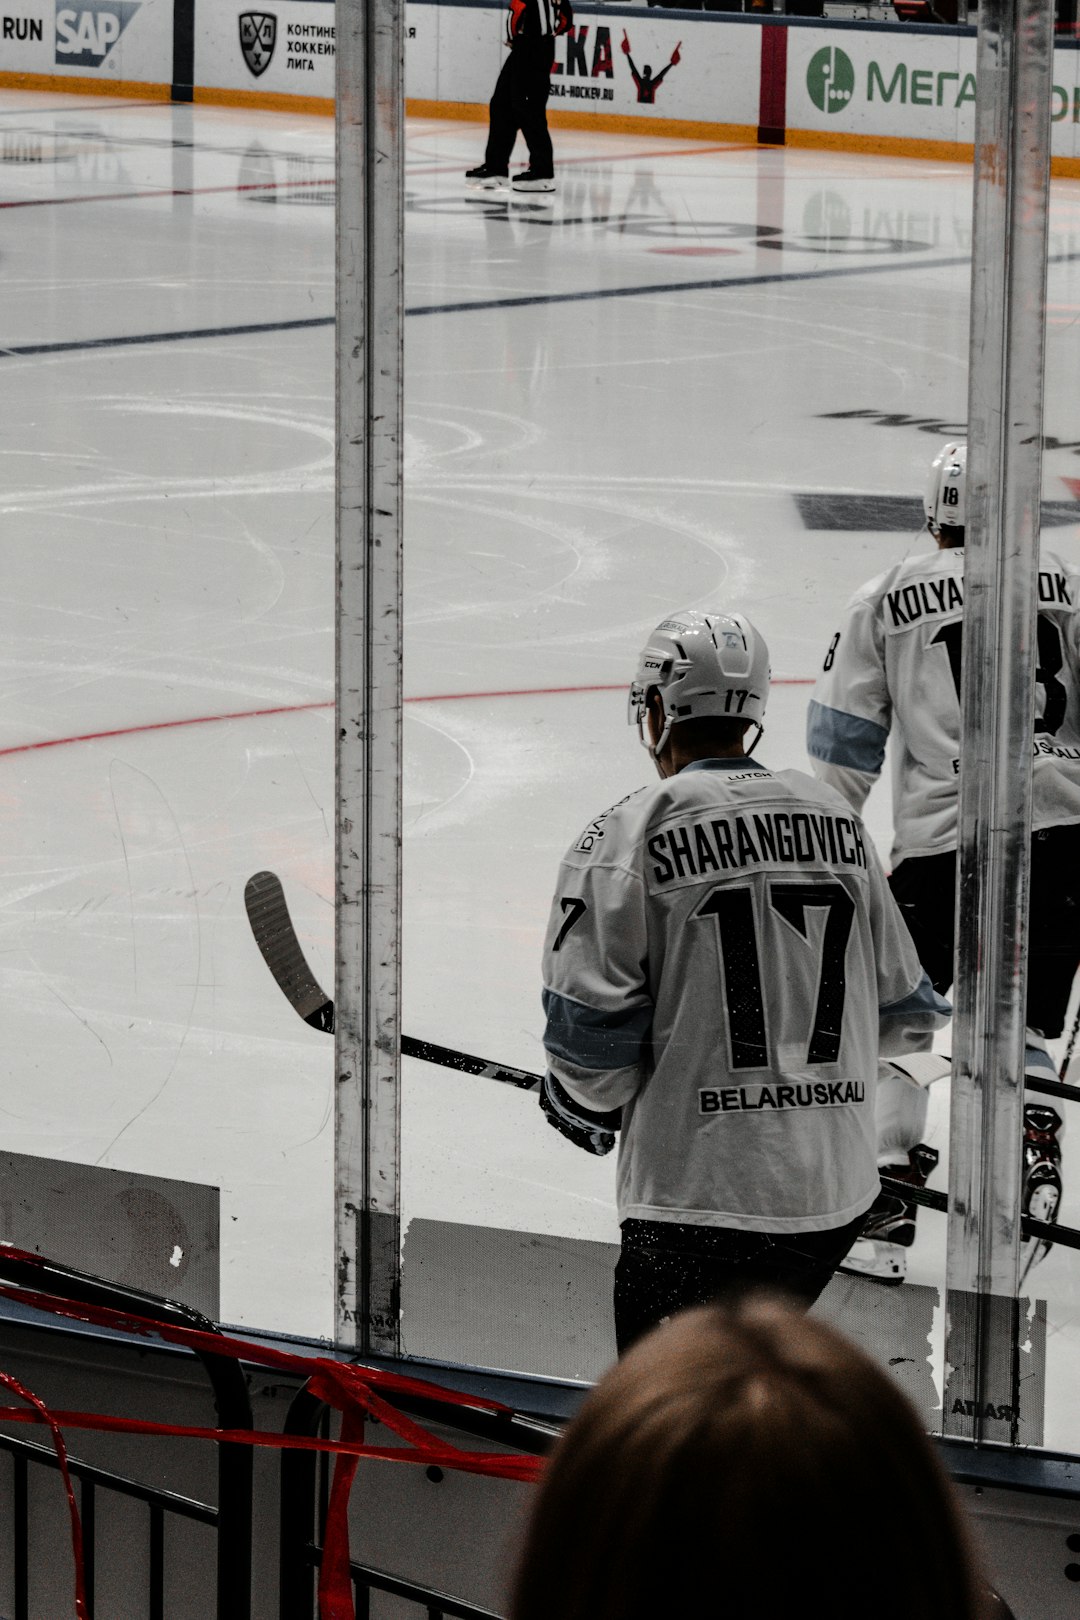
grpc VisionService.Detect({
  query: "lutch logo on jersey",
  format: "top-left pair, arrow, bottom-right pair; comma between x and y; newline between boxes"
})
239,11 -> 277,76
55,0 -> 139,66
806,46 -> 855,114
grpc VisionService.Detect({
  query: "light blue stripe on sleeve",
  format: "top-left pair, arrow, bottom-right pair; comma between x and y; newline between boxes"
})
806,700 -> 889,774
542,988 -> 652,1073
880,972 -> 951,1024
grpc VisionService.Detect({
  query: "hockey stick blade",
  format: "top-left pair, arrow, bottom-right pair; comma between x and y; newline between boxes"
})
244,872 -> 541,1091
244,872 -> 335,1033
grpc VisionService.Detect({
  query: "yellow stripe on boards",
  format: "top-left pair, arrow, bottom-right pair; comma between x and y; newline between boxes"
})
0,71 -> 170,98
192,85 -> 332,115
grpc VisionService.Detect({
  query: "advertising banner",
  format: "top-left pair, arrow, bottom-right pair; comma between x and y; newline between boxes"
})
786,24 -> 1080,161
192,0 -> 762,132
0,0 -> 172,84
545,9 -> 759,130
195,0 -> 336,98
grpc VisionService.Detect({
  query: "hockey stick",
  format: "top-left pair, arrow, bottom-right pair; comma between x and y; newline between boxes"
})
245,870 -> 1080,1254
243,872 -> 540,1092
1060,995 -> 1080,1082
246,872 -> 1080,1107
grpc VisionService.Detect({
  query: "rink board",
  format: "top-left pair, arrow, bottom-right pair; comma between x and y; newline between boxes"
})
5,0 -> 1080,167
400,1218 -> 1047,1444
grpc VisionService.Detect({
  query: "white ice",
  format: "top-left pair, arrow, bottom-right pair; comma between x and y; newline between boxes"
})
2,92 -> 1080,1439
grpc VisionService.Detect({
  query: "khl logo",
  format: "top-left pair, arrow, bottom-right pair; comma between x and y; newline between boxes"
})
55,0 -> 140,66
239,12 -> 276,76
806,45 -> 855,115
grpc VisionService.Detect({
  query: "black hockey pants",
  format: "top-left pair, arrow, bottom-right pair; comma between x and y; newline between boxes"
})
889,824 -> 1080,1038
613,1212 -> 868,1354
484,36 -> 556,176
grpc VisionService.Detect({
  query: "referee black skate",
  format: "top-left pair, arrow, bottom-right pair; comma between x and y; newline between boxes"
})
465,0 -> 571,195
808,442 -> 1080,1281
539,609 -> 948,1351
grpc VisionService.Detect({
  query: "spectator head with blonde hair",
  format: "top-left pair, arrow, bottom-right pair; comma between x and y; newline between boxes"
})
511,1297 -> 993,1620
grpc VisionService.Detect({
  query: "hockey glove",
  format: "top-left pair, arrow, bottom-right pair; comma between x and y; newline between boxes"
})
540,1072 -> 620,1156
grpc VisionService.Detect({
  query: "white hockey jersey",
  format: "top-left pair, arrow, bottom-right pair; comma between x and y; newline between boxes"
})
807,546 -> 1080,864
541,759 -> 948,1234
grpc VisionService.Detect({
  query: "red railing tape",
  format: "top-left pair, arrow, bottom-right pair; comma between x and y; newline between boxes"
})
0,1249 -> 545,1620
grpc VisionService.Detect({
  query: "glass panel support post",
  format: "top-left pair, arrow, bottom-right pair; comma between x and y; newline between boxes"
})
334,0 -> 405,1354
944,0 -> 1052,1441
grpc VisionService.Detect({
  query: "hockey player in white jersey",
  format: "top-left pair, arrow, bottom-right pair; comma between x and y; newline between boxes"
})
541,609 -> 949,1349
808,442 -> 1080,1280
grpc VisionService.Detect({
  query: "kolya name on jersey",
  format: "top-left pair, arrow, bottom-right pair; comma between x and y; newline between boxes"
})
55,0 -> 139,66
886,569 -> 1071,630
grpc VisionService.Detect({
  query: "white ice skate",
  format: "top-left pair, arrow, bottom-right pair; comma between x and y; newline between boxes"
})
1019,1101 -> 1064,1285
839,1143 -> 940,1286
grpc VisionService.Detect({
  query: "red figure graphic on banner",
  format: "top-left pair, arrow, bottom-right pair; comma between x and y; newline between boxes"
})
621,32 -> 681,104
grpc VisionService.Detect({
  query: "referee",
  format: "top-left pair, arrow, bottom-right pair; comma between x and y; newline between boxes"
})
466,0 -> 571,194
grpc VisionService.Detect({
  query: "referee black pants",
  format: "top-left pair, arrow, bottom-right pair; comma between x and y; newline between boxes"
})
889,824 -> 1080,1038
484,36 -> 556,176
613,1213 -> 868,1354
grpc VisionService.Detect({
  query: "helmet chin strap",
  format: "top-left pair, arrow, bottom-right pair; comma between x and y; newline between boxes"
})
640,710 -> 766,767
639,695 -> 675,760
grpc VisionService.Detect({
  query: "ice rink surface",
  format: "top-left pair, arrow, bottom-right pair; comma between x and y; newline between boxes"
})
3,90 -> 1080,1437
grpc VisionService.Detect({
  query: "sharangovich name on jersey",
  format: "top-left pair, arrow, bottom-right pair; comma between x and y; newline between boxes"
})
648,807 -> 868,885
700,1079 -> 867,1115
55,0 -> 139,65
886,567 -> 1071,631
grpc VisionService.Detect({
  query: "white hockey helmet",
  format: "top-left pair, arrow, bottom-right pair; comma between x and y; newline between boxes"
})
925,442 -> 967,532
628,609 -> 770,757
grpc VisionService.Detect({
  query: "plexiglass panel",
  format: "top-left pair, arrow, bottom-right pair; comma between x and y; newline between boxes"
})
399,119 -> 972,1406
8,75 -> 1080,1453
0,94 -> 337,1337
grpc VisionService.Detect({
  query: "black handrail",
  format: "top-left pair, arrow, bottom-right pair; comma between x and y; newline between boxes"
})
338,1553 -> 505,1619
280,1374 -> 554,1620
0,1247 -> 253,1618
0,1427 -> 219,1620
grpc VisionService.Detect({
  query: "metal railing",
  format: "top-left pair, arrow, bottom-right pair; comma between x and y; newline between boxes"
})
0,1249 -> 253,1620
280,1381 -> 556,1620
0,1428 -> 218,1620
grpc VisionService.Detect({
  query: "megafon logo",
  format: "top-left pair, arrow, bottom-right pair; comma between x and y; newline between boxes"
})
806,46 -> 854,114
55,0 -> 139,66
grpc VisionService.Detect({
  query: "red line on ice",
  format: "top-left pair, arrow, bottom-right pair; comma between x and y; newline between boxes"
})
0,680 -> 812,761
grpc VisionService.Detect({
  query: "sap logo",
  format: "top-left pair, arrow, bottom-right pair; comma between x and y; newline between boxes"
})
55,0 -> 140,67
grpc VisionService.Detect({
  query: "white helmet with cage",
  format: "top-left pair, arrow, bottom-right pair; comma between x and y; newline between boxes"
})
628,609 -> 771,757
925,442 -> 967,533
